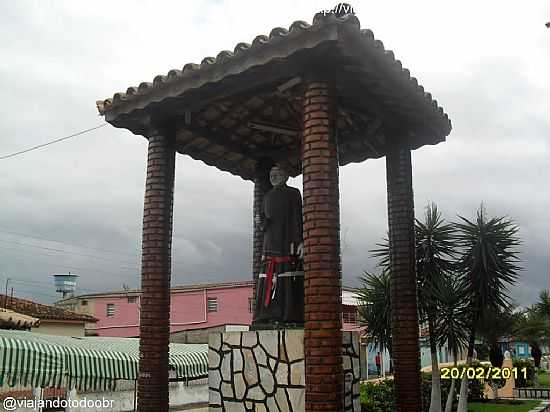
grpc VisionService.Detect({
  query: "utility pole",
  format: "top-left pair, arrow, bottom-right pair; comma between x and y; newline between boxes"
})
3,278 -> 10,307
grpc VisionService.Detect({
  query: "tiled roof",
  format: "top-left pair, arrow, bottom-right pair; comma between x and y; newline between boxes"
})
96,12 -> 450,132
0,294 -> 97,323
96,9 -> 452,181
0,308 -> 40,329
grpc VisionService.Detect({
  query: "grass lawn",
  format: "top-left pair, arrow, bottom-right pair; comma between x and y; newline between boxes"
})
538,371 -> 550,387
468,400 -> 540,412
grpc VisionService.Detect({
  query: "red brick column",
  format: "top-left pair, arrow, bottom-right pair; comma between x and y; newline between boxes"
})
301,80 -> 343,412
386,142 -> 422,412
137,131 -> 175,412
252,160 -> 272,313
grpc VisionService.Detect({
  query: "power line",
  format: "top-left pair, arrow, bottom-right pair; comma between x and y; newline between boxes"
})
0,239 -> 138,268
0,233 -> 192,268
0,283 -> 60,300
0,244 -> 138,273
0,276 -> 132,299
0,124 -> 107,160
0,251 -> 139,282
0,227 -> 138,258
6,277 -> 104,293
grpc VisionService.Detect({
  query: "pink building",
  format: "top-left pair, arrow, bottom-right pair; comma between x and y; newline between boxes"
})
56,280 -> 361,342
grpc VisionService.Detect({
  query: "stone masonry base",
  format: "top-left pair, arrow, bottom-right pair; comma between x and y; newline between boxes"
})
208,330 -> 360,412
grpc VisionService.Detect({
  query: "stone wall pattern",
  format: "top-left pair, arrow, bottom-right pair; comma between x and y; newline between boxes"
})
208,330 -> 360,412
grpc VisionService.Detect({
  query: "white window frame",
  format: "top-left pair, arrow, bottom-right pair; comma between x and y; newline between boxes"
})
207,297 -> 218,313
106,303 -> 115,317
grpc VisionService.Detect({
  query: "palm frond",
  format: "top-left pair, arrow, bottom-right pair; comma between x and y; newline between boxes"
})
434,274 -> 470,359
357,269 -> 392,355
454,205 -> 522,314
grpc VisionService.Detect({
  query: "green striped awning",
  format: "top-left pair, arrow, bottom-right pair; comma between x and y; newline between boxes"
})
0,332 -> 65,388
0,330 -> 207,391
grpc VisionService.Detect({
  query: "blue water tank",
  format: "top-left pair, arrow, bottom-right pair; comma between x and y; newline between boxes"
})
52,273 -> 79,297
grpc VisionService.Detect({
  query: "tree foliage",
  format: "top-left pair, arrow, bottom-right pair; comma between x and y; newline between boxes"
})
454,205 -> 521,316
533,289 -> 550,318
454,205 -> 521,412
477,306 -> 521,367
433,275 -> 469,360
415,204 -> 457,319
357,269 -> 392,355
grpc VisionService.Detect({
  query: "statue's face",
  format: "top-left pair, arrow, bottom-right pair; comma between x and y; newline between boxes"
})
269,166 -> 288,187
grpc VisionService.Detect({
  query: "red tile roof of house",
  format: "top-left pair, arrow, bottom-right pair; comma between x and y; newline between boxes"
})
0,294 -> 97,323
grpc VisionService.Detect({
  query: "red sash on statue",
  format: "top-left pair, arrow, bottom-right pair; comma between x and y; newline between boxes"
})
264,255 -> 294,306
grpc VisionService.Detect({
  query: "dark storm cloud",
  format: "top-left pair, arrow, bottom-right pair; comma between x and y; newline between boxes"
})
0,1 -> 548,304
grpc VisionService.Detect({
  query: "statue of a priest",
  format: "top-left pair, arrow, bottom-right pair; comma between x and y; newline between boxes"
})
252,164 -> 304,328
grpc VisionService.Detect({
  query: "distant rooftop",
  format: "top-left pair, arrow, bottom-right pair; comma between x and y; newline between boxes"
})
56,280 -> 359,303
1,294 -> 97,323
0,308 -> 40,329
56,280 -> 255,302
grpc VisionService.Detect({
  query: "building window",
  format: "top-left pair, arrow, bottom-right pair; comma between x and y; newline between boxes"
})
127,296 -> 137,304
207,297 -> 218,313
106,303 -> 115,317
342,310 -> 357,324
81,300 -> 88,306
248,297 -> 254,313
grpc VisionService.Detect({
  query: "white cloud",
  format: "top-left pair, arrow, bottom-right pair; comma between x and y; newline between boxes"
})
0,0 -> 548,303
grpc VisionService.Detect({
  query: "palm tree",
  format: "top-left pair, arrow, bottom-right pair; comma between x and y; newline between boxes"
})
372,203 -> 456,412
454,205 -> 521,412
357,269 -> 392,358
514,305 -> 550,384
416,204 -> 457,412
533,289 -> 550,318
478,306 -> 519,368
434,275 -> 469,412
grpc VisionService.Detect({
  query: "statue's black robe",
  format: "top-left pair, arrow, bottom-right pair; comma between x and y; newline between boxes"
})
253,184 -> 304,328
262,185 -> 303,256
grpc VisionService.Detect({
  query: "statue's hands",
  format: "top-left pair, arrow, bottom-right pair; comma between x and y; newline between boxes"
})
255,214 -> 267,231
297,242 -> 304,259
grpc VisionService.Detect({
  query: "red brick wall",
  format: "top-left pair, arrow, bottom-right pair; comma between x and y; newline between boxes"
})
252,160 -> 272,314
137,132 -> 175,412
386,143 -> 422,412
301,80 -> 344,412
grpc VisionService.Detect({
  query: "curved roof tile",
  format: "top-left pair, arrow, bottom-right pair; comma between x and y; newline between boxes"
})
96,11 -> 450,129
1,294 -> 98,323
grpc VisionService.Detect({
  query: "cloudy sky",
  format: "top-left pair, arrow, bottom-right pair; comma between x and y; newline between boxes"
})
0,0 -> 549,306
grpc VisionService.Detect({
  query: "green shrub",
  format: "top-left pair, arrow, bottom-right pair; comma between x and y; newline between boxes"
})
513,358 -> 536,387
360,360 -> 536,410
360,380 -> 394,412
361,369 -> 485,412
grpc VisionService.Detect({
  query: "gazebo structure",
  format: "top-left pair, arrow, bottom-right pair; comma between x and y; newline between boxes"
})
97,6 -> 451,412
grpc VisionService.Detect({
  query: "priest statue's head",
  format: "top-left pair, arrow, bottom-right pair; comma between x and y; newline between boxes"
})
269,164 -> 289,188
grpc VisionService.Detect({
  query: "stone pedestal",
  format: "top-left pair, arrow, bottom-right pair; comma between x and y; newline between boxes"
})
484,356 -> 516,399
208,330 -> 361,412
